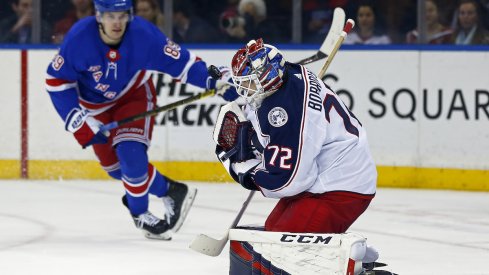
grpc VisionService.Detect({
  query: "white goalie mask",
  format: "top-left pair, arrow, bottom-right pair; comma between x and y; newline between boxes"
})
231,38 -> 285,108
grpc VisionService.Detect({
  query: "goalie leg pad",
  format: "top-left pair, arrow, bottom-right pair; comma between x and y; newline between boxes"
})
230,240 -> 291,275
229,227 -> 370,275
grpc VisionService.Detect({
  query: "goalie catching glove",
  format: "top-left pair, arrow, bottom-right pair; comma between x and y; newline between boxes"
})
214,102 -> 261,190
65,108 -> 109,148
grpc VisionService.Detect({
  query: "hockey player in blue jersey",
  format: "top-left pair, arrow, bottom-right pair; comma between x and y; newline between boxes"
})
45,0 -> 237,240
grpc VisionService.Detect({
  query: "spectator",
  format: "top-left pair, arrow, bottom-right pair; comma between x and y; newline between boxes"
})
0,1 -> 12,20
302,0 -> 353,43
379,0 -> 416,43
0,0 -> 51,43
218,0 -> 239,33
220,0 -> 282,43
51,0 -> 94,44
452,0 -> 489,44
191,0 -> 228,29
344,1 -> 391,44
173,2 -> 221,43
135,0 -> 164,33
42,0 -> 73,28
480,0 -> 489,28
459,0 -> 489,29
406,0 -> 453,44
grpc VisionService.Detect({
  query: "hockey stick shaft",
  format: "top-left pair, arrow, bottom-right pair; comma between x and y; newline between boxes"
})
317,19 -> 355,79
230,190 -> 255,228
99,89 -> 216,132
99,35 -> 339,133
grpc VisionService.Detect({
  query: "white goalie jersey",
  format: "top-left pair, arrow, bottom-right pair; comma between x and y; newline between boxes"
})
243,63 -> 377,198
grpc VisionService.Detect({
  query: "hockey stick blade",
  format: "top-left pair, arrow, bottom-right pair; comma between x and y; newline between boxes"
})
190,191 -> 255,257
189,233 -> 229,257
296,7 -> 345,65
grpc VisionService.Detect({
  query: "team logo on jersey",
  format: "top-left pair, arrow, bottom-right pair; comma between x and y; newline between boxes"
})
268,107 -> 288,127
106,49 -> 121,62
88,65 -> 101,72
103,91 -> 116,99
51,54 -> 64,71
92,71 -> 103,82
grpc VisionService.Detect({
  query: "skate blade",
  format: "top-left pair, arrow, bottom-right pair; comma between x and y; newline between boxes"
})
172,187 -> 198,233
363,262 -> 388,270
143,231 -> 172,240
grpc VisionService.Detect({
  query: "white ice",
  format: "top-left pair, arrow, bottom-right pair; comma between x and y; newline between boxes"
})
0,180 -> 488,275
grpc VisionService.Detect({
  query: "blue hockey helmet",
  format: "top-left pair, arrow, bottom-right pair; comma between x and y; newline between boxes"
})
94,0 -> 134,20
231,38 -> 286,108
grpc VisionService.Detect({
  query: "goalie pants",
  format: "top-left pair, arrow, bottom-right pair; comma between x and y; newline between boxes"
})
265,191 -> 374,233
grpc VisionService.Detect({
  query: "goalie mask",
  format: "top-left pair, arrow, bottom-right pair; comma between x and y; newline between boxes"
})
231,38 -> 286,108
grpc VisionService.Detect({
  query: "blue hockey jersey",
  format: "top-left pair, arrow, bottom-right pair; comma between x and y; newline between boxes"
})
46,16 -> 212,120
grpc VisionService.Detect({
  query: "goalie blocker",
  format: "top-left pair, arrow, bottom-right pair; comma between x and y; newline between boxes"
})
228,226 -> 389,275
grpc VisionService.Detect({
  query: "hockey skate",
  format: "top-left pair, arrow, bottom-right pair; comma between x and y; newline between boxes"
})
163,178 -> 197,233
361,262 -> 397,275
122,196 -> 172,240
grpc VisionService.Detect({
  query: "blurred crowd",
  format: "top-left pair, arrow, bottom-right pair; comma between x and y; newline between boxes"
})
1,0 -> 489,45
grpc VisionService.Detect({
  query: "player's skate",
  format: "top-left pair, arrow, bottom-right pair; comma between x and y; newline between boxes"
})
122,196 -> 172,240
361,262 -> 398,275
163,178 -> 197,233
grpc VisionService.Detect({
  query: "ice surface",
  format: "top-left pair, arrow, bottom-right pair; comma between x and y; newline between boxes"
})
0,180 -> 488,275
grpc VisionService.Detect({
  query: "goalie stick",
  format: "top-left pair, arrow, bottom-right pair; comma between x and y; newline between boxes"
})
189,190 -> 255,256
98,12 -> 346,133
295,7 -> 345,65
317,18 -> 355,79
189,14 -> 355,259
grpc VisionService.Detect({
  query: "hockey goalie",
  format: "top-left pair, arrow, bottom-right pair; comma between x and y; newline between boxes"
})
212,39 -> 393,274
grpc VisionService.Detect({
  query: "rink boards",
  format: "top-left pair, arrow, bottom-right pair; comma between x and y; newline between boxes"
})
1,47 -> 488,190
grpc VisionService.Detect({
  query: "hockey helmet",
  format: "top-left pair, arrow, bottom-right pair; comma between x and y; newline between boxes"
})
231,38 -> 286,108
94,0 -> 134,21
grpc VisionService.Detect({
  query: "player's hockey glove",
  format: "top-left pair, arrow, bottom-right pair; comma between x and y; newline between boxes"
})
216,144 -> 260,191
208,66 -> 239,101
65,108 -> 109,148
